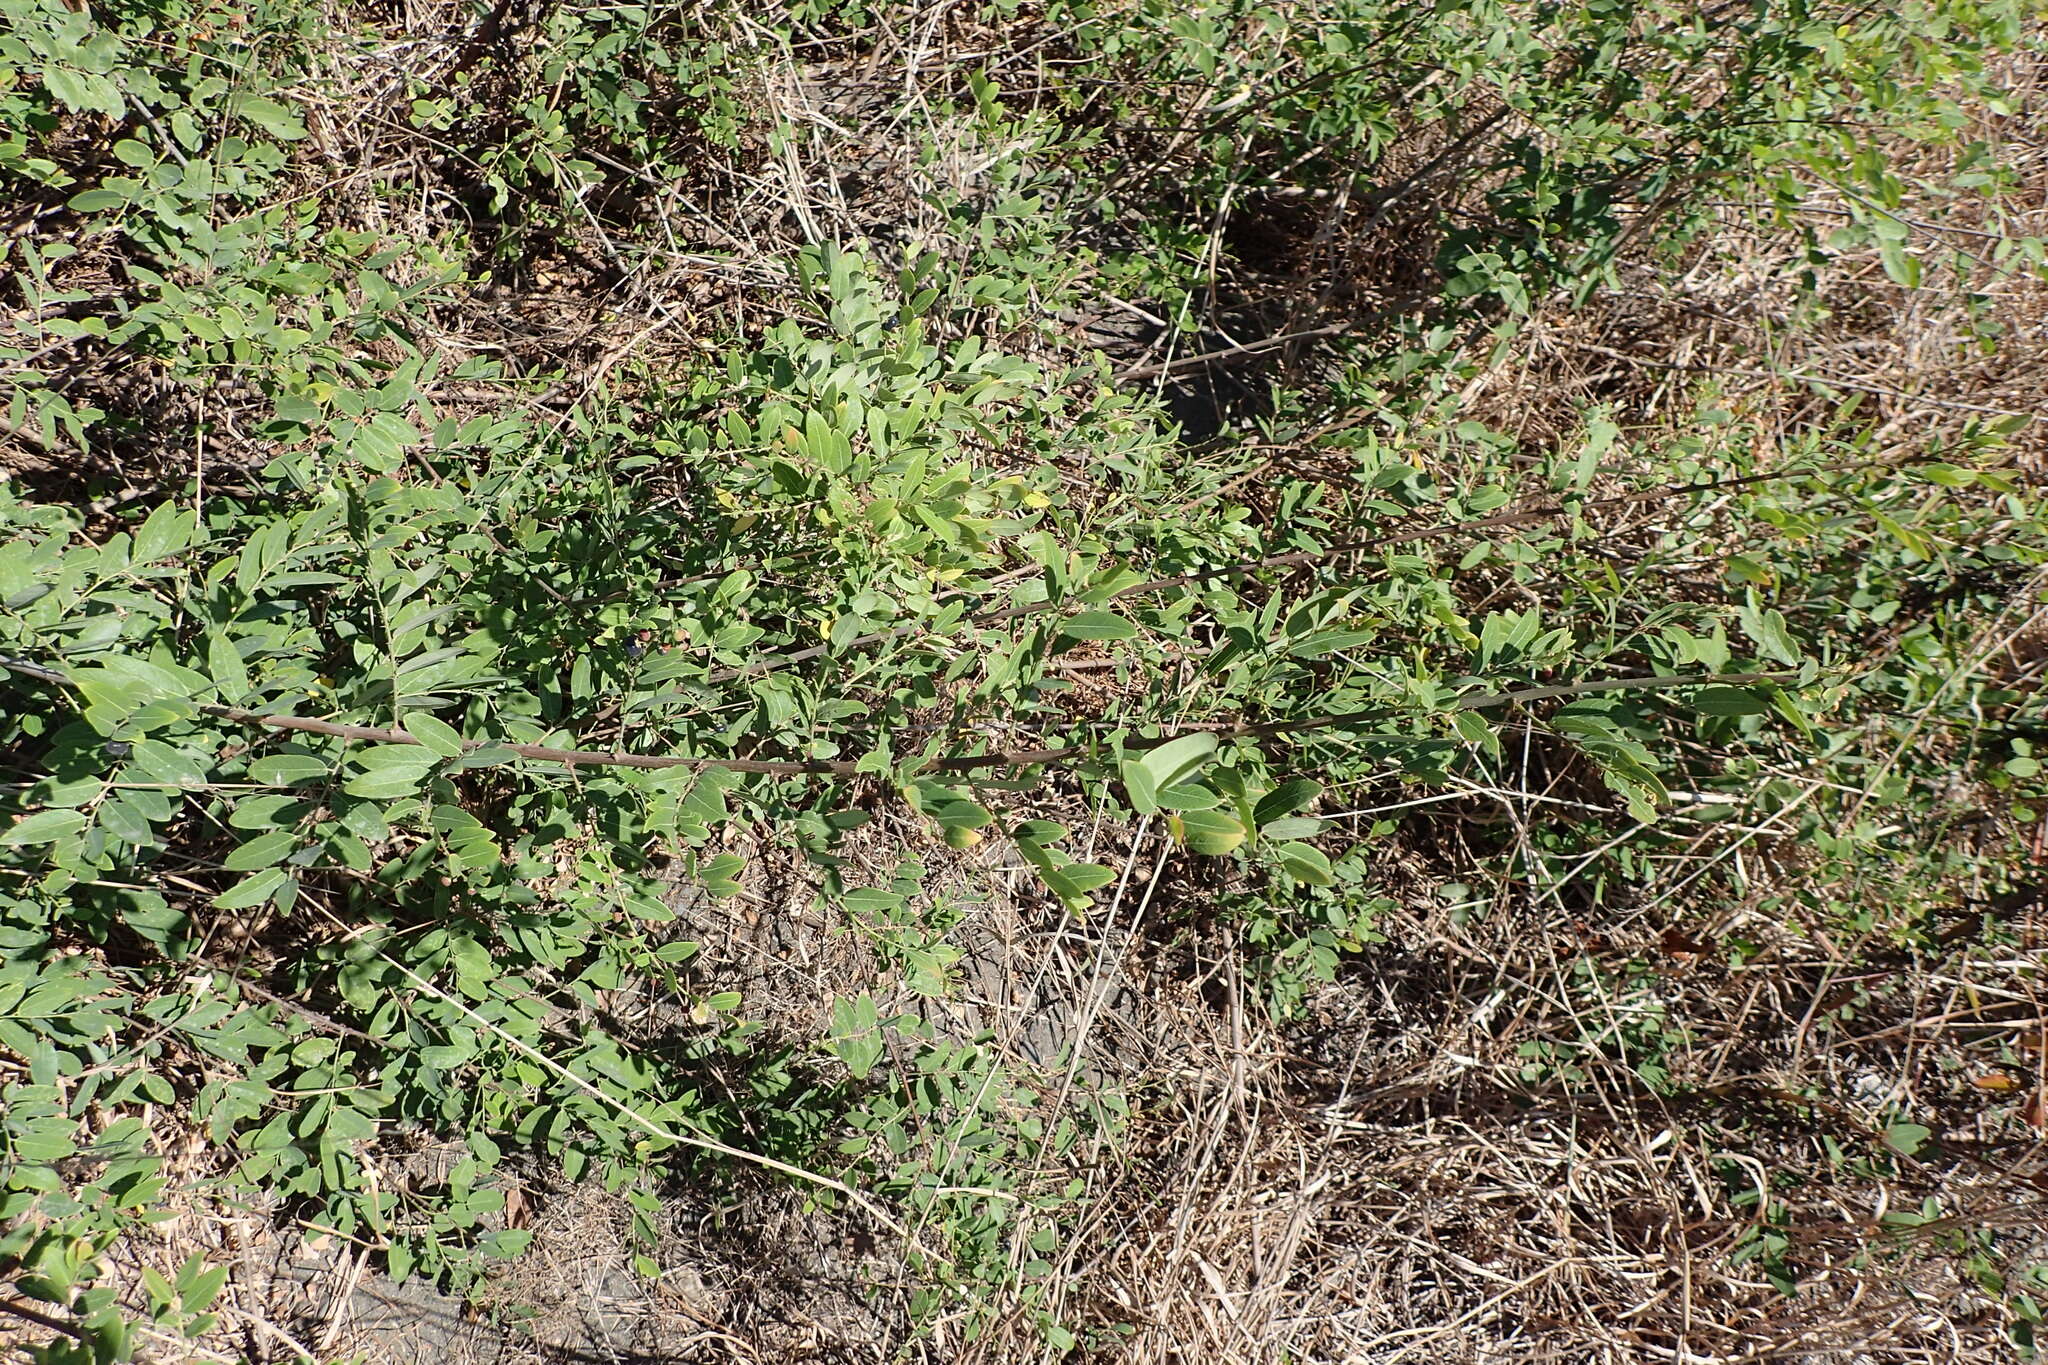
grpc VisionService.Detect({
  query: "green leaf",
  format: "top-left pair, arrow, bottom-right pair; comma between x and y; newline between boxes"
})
1288,629 -> 1375,658
1694,686 -> 1769,717
911,782 -> 992,845
97,797 -> 154,846
830,993 -> 884,1079
420,1035 -> 478,1069
449,936 -> 492,982
1274,841 -> 1334,886
1254,779 -> 1322,827
1258,816 -> 1326,840
208,633 -> 252,704
1058,611 -> 1138,642
479,1229 -> 532,1259
1136,733 -> 1219,793
353,744 -> 438,770
229,94 -> 307,141
66,188 -> 129,213
1054,862 -> 1115,895
1119,758 -> 1160,814
1882,1121 -> 1933,1157
70,657 -> 210,714
180,1263 -> 228,1314
342,766 -> 430,799
1,809 -> 88,846
222,829 -> 296,872
1737,598 -> 1801,666
341,743 -> 437,798
1174,808 -> 1246,856
43,65 -> 124,117
213,866 -> 289,910
700,853 -> 744,896
428,804 -> 485,836
1878,238 -> 1921,289
132,501 -> 194,565
1040,860 -> 1115,909
403,713 -> 466,759
1154,781 -> 1221,811
229,795 -> 307,829
247,754 -> 330,785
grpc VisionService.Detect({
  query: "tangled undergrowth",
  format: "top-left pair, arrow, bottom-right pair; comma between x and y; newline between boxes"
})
4,0 -> 2047,1361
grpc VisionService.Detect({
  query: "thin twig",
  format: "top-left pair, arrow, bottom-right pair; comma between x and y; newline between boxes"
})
0,1298 -> 87,1342
183,672 -> 1785,779
0,417 -> 71,456
1115,322 -> 1352,382
705,463 -> 1846,686
1,655 -> 68,685
1570,344 -> 2041,421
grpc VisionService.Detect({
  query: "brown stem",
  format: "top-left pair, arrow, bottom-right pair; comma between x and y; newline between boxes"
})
0,1299 -> 87,1342
199,671 -> 1787,780
703,465 -> 1832,687
1115,322 -> 1354,382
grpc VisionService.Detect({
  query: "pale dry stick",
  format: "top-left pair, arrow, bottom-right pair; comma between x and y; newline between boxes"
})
1193,124 -> 1257,350
237,1307 -> 322,1364
1189,1247 -> 1268,1358
1623,778 -> 1828,929
1210,937 -> 1268,1348
1327,775 -> 1621,820
1515,677 -> 1541,913
129,1320 -> 243,1365
1320,787 -> 1489,823
1917,974 -> 2042,1006
961,861 -> 1079,1098
1364,1261 -> 1569,1362
1839,572 -> 2048,832
1569,342 -> 2041,421
893,883 -> 1049,1268
313,907 -> 935,1258
1477,707 -> 1626,1072
316,1246 -> 370,1356
1751,764 -> 1904,801
1100,294 -> 1170,329
1151,1010 -> 1240,1304
745,28 -> 824,246
902,0 -> 956,105
1044,823 -> 1166,1137
1504,751 -> 1683,1137
1118,321 -> 1352,383
1242,1163 -> 1329,1347
1385,891 -> 1588,1024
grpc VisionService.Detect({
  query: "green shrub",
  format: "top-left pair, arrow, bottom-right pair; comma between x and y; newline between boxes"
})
4,0 -> 2044,1356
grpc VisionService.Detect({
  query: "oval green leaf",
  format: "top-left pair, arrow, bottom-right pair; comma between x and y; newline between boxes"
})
222,828 -> 297,872
1058,611 -> 1138,642
404,712 -> 466,759
1175,808 -> 1246,856
1,809 -> 88,847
